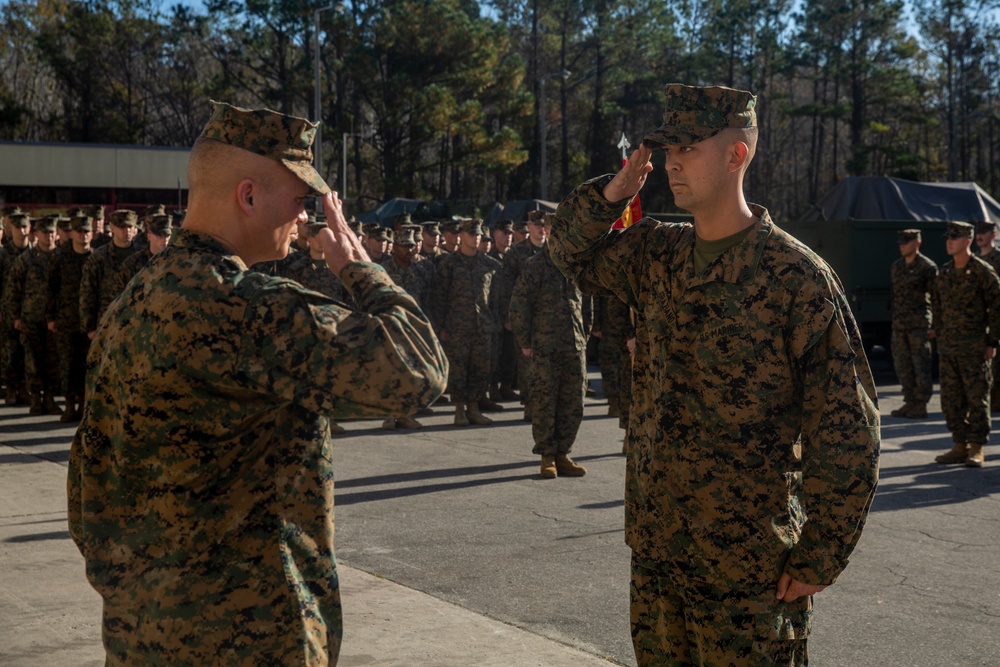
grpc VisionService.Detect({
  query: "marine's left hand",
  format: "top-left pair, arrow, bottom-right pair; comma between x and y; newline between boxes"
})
775,572 -> 827,602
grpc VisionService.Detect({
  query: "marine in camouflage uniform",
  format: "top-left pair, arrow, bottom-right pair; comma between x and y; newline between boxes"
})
428,218 -> 501,426
418,221 -> 445,263
974,220 -> 1000,412
112,214 -> 174,295
488,219 -> 519,402
281,223 -> 350,304
79,209 -> 139,336
550,84 -> 879,667
889,229 -> 937,418
594,293 -> 635,420
497,211 -> 549,419
68,101 -> 447,667
363,222 -> 390,263
0,212 -> 32,404
3,216 -> 61,415
46,214 -> 93,421
509,244 -> 592,478
89,205 -> 111,249
378,225 -> 435,430
931,221 -> 1000,468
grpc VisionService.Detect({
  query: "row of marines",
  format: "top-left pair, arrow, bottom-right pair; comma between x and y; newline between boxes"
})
0,204 -> 176,420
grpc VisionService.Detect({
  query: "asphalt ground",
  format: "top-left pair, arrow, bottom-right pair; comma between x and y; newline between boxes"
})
2,370 -> 999,666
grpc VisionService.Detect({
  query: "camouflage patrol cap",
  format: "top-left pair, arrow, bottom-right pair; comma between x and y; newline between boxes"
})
144,203 -> 167,218
394,225 -> 420,247
643,84 -> 757,148
420,221 -> 441,236
70,215 -> 93,233
897,229 -> 920,243
87,205 -> 106,220
943,221 -> 974,239
2,206 -> 23,217
364,223 -> 390,241
527,210 -> 544,224
513,220 -> 528,233
147,214 -> 173,237
304,221 -> 327,237
493,219 -> 514,233
347,219 -> 364,238
66,207 -> 86,218
9,213 -> 30,228
199,101 -> 330,195
459,218 -> 484,236
110,209 -> 139,227
974,220 -> 997,234
31,216 -> 57,233
392,213 -> 413,229
441,220 -> 461,234
56,216 -> 73,232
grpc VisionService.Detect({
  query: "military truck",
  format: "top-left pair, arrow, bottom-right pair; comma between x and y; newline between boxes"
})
783,177 -> 1000,351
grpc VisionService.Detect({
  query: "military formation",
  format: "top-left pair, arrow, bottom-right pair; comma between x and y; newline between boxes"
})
889,221 -> 1000,468
0,204 -> 176,420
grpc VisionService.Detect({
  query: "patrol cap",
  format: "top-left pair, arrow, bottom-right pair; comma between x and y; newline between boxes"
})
459,218 -> 484,236
9,213 -> 30,228
897,229 -> 920,243
347,219 -> 364,238
144,203 -> 166,218
943,221 -> 974,239
527,210 -> 544,225
643,84 -> 757,148
441,220 -> 461,234
364,222 -> 390,241
199,100 -> 330,195
31,216 -> 57,233
87,205 -> 106,220
974,220 -> 997,234
70,215 -> 93,233
420,221 -> 441,236
147,214 -> 173,237
66,207 -> 86,218
304,221 -> 327,237
543,212 -> 555,226
392,212 -> 413,229
110,209 -> 139,227
56,216 -> 73,232
493,219 -> 514,233
513,220 -> 528,234
394,225 -> 420,247
2,206 -> 23,217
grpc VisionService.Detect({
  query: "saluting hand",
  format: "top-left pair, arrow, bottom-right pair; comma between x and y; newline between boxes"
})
602,144 -> 654,204
317,191 -> 371,276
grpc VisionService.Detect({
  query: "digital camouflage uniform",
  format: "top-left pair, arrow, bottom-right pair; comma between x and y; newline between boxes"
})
550,176 -> 880,665
488,221 -> 518,398
931,230 -> 1000,458
112,215 -> 173,296
0,218 -> 32,400
594,294 -> 634,418
380,240 -> 434,310
509,245 -> 592,458
889,232 -> 937,413
79,211 -> 139,333
498,235 -> 545,408
46,221 -> 92,408
428,233 -> 501,405
68,100 -> 448,667
3,227 -> 60,411
977,239 -> 1000,411
281,250 -> 350,304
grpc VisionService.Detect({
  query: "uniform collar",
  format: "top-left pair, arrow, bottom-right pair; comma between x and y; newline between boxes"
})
681,204 -> 773,288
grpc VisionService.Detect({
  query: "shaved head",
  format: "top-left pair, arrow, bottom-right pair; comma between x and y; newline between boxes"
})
187,138 -> 279,204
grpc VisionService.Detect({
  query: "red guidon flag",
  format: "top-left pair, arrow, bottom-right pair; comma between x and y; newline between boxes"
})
612,158 -> 642,229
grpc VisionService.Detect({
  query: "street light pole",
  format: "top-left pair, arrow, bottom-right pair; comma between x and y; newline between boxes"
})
538,69 -> 571,202
313,4 -> 339,176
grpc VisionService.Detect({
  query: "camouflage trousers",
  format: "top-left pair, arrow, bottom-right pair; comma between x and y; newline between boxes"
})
443,329 -> 493,403
2,321 -> 25,389
55,327 -> 90,396
891,328 -> 933,404
619,350 -> 633,431
518,351 -> 532,407
597,332 -> 625,403
492,328 -> 518,388
20,320 -> 59,394
630,555 -> 810,667
939,353 -> 991,445
529,348 -> 585,456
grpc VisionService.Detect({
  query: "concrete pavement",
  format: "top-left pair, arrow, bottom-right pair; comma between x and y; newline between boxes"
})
2,378 -> 1000,666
